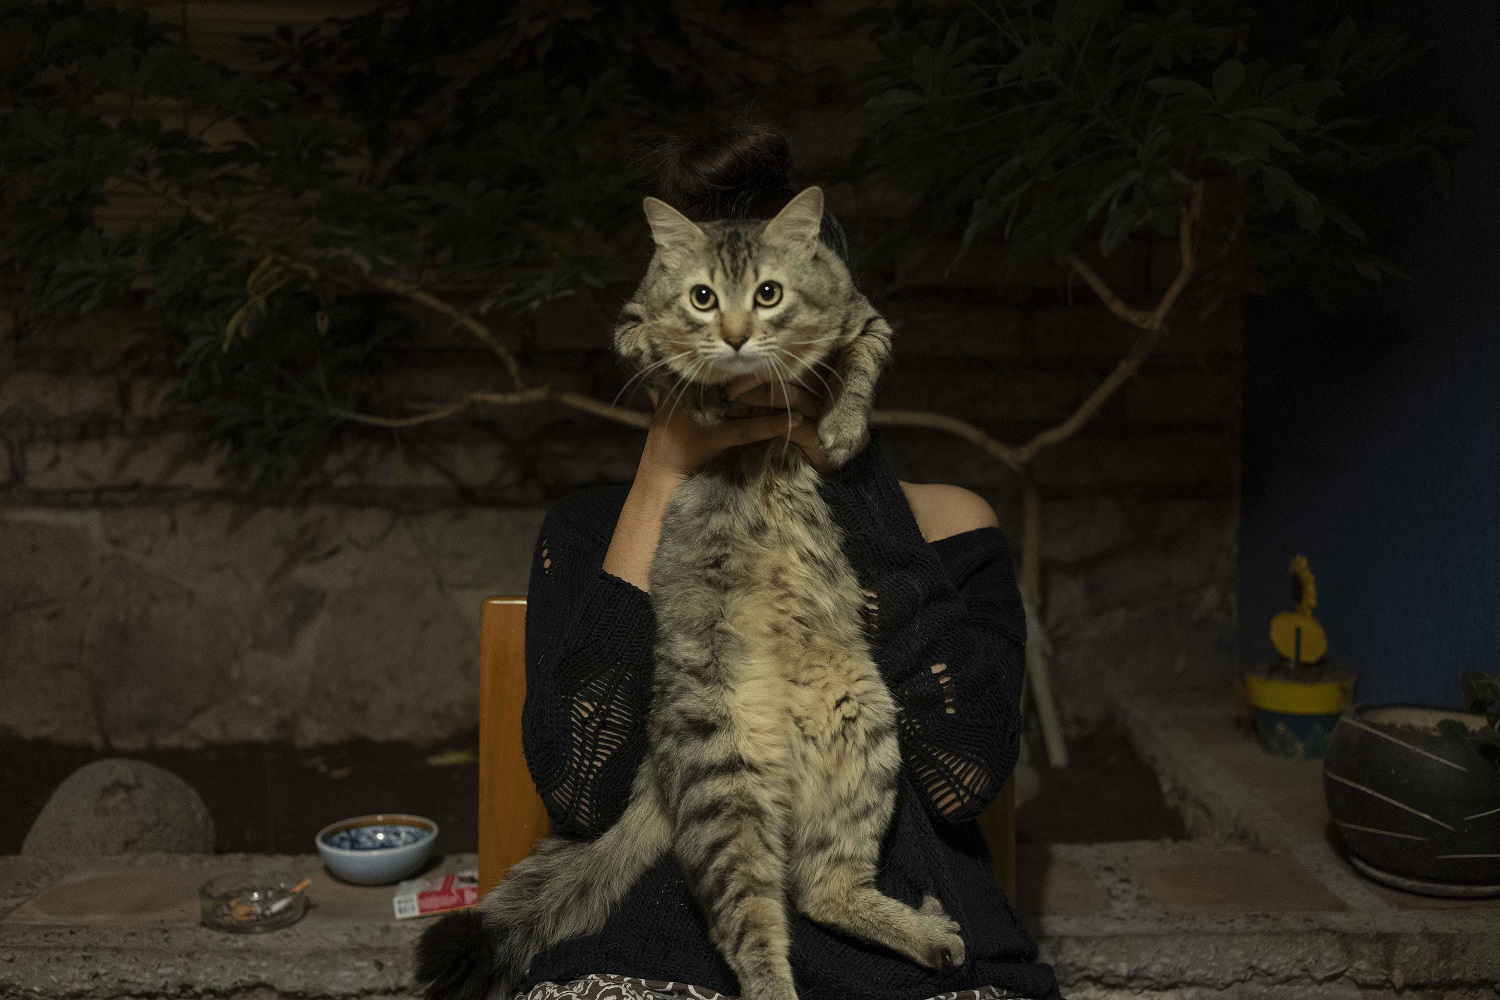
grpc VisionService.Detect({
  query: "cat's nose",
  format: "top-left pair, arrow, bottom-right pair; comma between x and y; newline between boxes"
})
721,331 -> 748,351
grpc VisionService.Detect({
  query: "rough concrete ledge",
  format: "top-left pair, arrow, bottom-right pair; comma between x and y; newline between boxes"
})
0,852 -> 443,999
5,842 -> 1498,1000
1114,690 -> 1418,911
1102,689 -> 1500,998
1030,843 -> 1500,1000
0,922 -> 418,999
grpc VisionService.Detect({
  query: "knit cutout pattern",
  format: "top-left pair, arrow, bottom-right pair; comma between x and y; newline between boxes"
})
815,438 -> 1026,825
521,501 -> 657,837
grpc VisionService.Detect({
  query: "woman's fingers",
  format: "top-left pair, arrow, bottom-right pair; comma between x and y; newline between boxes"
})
713,410 -> 803,447
726,374 -> 764,401
732,380 -> 821,418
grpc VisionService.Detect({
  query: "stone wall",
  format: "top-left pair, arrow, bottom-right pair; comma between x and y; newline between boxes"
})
0,1 -> 1240,750
0,256 -> 1239,750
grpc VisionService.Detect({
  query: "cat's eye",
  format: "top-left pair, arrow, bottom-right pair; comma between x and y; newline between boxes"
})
690,285 -> 718,310
754,281 -> 783,307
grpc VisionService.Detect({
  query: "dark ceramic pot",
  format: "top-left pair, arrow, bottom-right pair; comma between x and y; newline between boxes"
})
1324,704 -> 1500,889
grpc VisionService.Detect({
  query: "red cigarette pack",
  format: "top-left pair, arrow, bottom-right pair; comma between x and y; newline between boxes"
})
392,870 -> 479,919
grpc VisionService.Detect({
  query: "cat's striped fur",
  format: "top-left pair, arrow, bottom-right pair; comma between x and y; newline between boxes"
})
415,188 -> 964,1000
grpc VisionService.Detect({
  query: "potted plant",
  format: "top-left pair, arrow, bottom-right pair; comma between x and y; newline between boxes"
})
1324,672 -> 1500,896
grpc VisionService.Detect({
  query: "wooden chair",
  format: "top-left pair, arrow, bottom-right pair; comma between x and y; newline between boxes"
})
477,596 -> 1017,902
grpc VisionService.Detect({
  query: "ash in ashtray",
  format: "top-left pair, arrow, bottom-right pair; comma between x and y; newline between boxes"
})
200,875 -> 308,933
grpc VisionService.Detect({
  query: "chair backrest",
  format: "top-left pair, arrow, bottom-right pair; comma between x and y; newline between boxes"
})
477,597 -> 552,896
476,595 -> 1017,902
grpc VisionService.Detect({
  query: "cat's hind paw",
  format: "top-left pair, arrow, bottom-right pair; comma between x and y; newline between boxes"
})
916,894 -> 965,972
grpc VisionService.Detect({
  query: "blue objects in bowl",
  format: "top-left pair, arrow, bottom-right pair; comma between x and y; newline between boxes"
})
323,824 -> 430,851
316,813 -> 437,886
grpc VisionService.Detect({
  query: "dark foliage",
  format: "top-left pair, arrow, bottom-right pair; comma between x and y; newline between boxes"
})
0,0 -> 1470,482
0,1 -> 702,478
853,0 -> 1469,314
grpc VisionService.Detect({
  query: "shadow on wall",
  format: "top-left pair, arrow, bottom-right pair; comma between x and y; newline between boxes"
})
1239,3 -> 1500,707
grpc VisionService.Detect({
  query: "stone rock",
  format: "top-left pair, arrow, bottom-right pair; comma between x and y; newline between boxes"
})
21,758 -> 215,856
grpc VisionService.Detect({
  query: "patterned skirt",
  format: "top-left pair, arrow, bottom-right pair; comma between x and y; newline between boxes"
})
518,973 -> 1028,1000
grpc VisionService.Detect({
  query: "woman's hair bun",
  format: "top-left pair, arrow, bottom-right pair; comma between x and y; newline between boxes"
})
650,116 -> 795,222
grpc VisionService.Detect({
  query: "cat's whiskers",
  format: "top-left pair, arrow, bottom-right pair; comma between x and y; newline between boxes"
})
662,355 -> 712,428
764,355 -> 798,443
785,331 -> 846,348
782,353 -> 840,404
810,358 -> 847,389
612,349 -> 697,409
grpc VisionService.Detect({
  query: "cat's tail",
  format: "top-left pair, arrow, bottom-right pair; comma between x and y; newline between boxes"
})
413,789 -> 670,1000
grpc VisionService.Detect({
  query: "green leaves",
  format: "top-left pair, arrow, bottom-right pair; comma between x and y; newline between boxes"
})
1145,76 -> 1212,102
1260,165 -> 1323,231
1462,672 -> 1500,770
1463,672 -> 1500,719
857,0 -> 1467,305
1211,58 -> 1244,103
1,1 -> 645,480
27,228 -> 140,315
996,42 -> 1054,85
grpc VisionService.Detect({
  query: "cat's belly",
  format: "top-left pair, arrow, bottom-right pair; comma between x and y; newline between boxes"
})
652,463 -> 900,806
721,544 -> 898,789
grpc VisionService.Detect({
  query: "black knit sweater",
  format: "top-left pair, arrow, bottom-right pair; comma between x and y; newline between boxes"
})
519,431 -> 1061,1000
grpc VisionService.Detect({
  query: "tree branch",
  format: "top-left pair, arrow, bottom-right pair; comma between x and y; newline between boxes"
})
122,171 -> 530,390
364,274 -> 526,391
1025,178 -> 1204,462
128,171 -> 1206,565
1063,177 -> 1203,334
870,409 -> 1021,471
337,387 -> 650,431
1013,322 -> 1166,463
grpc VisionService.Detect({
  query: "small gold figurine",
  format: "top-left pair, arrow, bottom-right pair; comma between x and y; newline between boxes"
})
1269,555 -> 1328,665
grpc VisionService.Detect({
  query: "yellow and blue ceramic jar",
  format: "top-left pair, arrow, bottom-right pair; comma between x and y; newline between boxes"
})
1244,661 -> 1356,758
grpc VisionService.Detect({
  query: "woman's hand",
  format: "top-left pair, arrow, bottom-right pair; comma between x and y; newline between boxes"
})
636,383 -> 805,487
726,375 -> 868,472
604,381 -> 805,590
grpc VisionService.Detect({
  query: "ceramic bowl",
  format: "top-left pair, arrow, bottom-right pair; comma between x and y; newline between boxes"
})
1325,704 -> 1500,893
315,813 -> 438,886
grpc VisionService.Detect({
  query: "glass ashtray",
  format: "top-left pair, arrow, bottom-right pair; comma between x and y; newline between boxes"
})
200,873 -> 308,933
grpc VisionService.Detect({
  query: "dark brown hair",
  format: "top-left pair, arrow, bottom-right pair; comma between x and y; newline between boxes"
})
649,118 -> 796,222
646,116 -> 855,275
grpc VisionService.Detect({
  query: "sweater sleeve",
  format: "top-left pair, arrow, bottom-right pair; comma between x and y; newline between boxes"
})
816,430 -> 1027,823
520,502 -> 657,838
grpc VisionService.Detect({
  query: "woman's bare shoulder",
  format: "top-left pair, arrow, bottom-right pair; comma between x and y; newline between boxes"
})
897,481 -> 1000,543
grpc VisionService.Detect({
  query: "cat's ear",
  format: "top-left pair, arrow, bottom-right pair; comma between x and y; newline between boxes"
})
643,197 -> 705,268
764,186 -> 824,259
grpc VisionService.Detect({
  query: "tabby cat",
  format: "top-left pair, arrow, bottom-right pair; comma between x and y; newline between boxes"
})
415,187 -> 965,1000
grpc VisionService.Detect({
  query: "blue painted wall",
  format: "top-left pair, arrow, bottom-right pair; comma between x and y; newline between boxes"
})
1239,4 -> 1500,707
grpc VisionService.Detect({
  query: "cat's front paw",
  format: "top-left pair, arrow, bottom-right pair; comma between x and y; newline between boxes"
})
817,406 -> 868,468
915,894 -> 965,972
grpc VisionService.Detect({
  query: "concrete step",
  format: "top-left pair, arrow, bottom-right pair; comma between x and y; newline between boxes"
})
1090,688 -> 1500,999
1,852 -> 432,999
1021,841 -> 1500,999
3,841 -> 1497,1000
6,698 -> 1500,1000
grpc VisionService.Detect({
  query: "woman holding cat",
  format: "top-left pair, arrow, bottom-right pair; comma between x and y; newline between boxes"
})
452,126 -> 1060,1000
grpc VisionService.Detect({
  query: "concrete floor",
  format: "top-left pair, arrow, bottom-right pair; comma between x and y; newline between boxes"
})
3,692 -> 1497,999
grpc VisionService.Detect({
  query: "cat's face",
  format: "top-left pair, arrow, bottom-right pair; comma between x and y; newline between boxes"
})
616,187 -> 852,395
